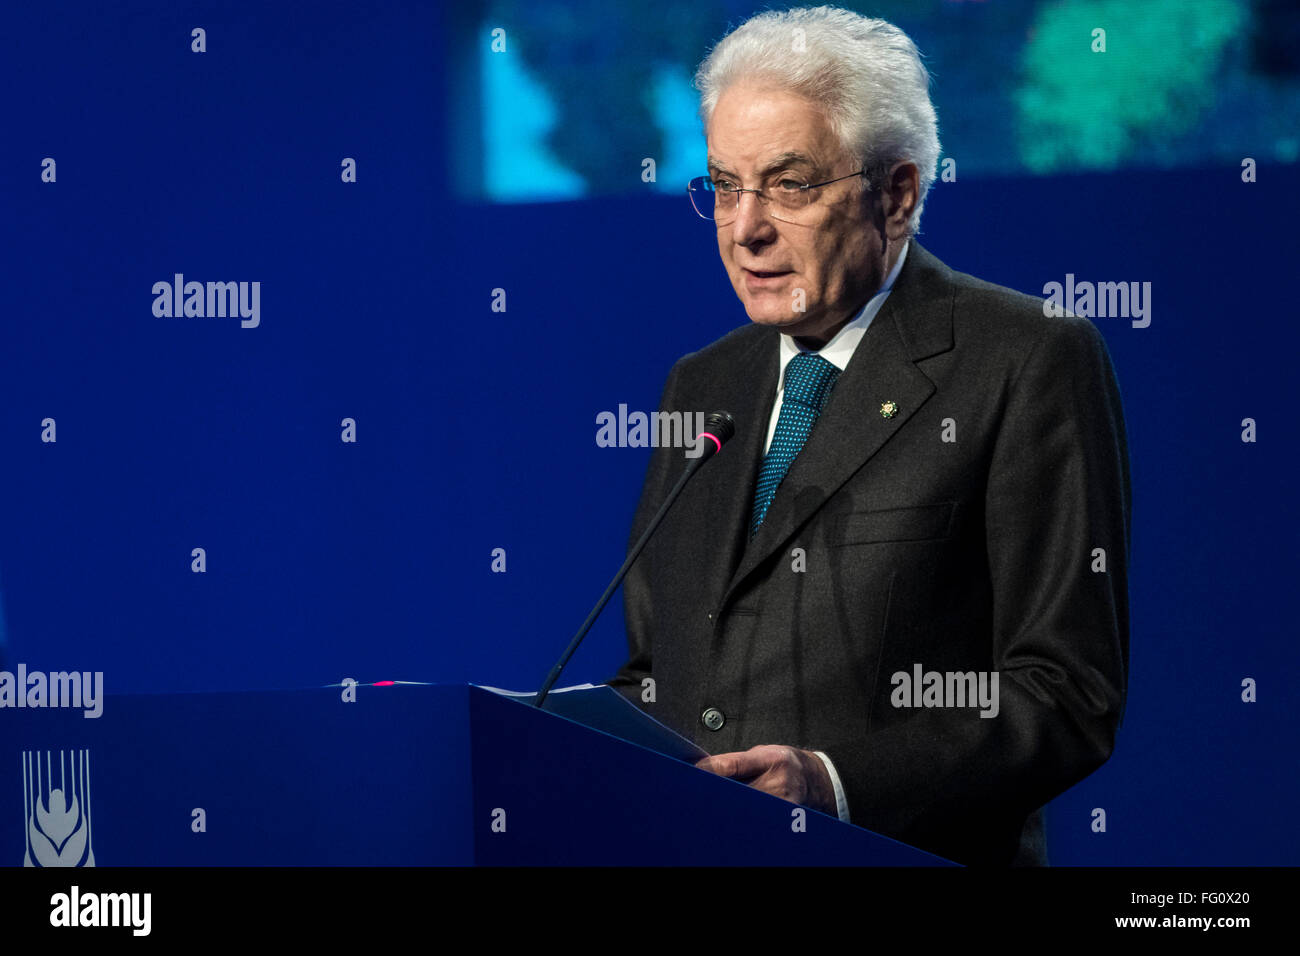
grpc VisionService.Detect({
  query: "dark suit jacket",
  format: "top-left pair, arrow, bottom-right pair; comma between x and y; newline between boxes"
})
610,242 -> 1131,866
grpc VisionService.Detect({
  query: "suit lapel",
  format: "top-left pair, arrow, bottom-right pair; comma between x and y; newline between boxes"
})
694,328 -> 778,614
719,242 -> 957,612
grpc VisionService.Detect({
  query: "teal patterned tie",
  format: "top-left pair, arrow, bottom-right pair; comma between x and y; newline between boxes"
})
751,352 -> 841,536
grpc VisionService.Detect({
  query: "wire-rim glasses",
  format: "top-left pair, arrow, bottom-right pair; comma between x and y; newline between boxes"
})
687,169 -> 871,223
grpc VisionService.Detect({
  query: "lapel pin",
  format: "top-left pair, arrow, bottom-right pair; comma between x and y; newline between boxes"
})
880,400 -> 898,419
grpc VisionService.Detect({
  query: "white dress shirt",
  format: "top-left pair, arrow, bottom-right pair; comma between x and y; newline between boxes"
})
761,241 -> 910,823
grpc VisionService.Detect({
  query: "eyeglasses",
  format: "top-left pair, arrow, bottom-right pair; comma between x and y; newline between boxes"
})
687,169 -> 872,224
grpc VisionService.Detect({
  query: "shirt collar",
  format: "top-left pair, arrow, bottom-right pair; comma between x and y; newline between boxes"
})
777,240 -> 909,386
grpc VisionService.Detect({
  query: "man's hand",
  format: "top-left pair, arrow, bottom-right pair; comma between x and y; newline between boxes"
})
695,745 -> 837,816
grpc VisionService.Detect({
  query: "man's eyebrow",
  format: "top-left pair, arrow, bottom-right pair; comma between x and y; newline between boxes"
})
707,152 -> 819,178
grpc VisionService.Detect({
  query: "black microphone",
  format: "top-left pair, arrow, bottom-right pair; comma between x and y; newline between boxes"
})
533,411 -> 736,708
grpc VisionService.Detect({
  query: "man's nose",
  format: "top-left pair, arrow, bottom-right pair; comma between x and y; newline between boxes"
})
731,190 -> 776,245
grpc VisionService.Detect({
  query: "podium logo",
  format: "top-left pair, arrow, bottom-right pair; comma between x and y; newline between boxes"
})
21,750 -> 96,867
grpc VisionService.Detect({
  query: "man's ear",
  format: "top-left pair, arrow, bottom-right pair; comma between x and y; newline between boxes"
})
882,161 -> 920,240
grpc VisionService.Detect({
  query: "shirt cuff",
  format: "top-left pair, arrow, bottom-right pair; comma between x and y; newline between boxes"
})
812,750 -> 851,823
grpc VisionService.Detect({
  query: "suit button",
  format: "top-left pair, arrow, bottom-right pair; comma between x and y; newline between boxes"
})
701,707 -> 725,731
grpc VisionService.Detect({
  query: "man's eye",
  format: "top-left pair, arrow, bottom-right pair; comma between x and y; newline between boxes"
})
714,180 -> 738,192
777,179 -> 806,191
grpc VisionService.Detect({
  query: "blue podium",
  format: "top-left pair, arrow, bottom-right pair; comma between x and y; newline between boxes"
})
2,683 -> 950,865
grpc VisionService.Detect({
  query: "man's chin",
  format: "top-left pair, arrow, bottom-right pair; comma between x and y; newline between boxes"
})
745,310 -> 817,334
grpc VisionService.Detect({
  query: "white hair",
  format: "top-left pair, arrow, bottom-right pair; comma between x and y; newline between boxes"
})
694,5 -> 941,235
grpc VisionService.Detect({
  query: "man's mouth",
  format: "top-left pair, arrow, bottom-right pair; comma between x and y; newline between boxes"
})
743,268 -> 792,290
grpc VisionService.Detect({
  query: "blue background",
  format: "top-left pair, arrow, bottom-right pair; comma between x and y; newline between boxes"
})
1,0 -> 1296,865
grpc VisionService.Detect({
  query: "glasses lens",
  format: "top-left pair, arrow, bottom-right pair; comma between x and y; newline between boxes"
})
772,184 -> 810,214
688,177 -> 717,220
688,177 -> 820,223
713,186 -> 738,222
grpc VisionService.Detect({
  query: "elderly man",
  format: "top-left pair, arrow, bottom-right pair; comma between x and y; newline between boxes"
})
610,7 -> 1130,866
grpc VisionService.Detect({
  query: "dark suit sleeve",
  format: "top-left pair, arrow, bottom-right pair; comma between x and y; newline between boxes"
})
822,315 -> 1131,864
605,360 -> 686,706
